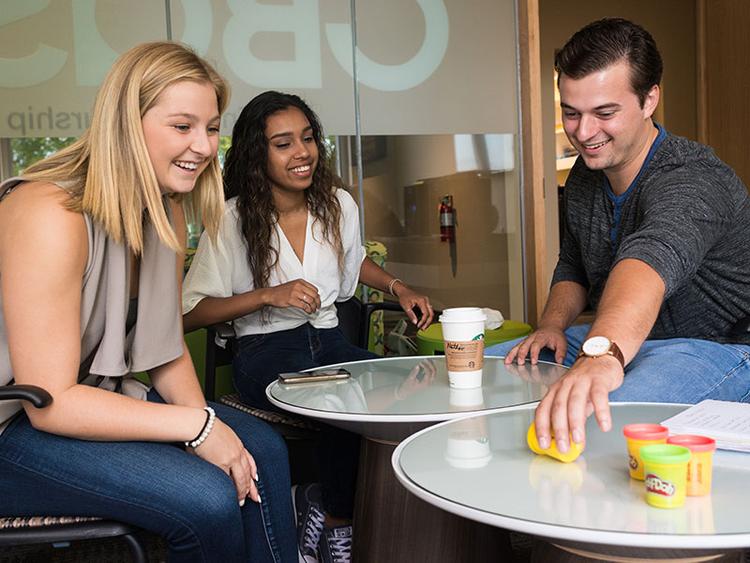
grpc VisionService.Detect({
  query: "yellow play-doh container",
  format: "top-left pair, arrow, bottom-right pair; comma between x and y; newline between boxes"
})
667,435 -> 716,496
640,444 -> 691,509
623,423 -> 669,480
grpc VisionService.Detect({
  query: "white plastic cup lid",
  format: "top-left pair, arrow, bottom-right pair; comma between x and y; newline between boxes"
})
439,307 -> 487,323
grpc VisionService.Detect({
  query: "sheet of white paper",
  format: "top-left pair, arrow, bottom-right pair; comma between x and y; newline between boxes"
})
661,400 -> 750,452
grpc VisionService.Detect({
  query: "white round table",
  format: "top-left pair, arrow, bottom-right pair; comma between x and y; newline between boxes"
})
266,355 -> 567,562
267,355 -> 565,441
393,402 -> 750,561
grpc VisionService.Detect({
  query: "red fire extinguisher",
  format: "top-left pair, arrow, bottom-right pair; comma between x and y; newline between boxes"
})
439,195 -> 455,243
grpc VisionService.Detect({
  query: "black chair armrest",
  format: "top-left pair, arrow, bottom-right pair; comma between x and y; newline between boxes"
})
364,301 -> 443,318
363,300 -> 403,315
360,301 -> 443,349
0,385 -> 53,408
204,323 -> 237,401
360,300 -> 445,350
210,322 -> 237,341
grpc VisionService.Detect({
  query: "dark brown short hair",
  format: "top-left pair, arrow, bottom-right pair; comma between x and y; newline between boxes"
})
555,18 -> 662,107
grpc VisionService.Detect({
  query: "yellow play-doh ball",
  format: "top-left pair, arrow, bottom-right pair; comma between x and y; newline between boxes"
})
527,422 -> 584,463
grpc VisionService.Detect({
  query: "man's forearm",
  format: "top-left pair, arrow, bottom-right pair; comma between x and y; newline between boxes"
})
588,258 -> 665,363
538,281 -> 588,331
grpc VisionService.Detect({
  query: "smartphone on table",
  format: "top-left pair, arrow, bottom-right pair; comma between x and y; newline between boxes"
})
278,367 -> 351,385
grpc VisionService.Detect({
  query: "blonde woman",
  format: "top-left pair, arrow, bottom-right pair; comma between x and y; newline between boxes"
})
0,43 -> 297,562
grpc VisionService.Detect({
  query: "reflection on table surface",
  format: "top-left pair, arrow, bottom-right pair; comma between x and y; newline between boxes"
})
396,403 -> 750,546
267,355 -> 567,417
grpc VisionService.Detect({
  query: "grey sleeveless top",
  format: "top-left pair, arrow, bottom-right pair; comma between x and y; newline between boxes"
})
0,177 -> 185,432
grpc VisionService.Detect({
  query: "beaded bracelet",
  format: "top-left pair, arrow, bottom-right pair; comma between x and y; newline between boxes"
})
387,278 -> 403,296
185,406 -> 216,449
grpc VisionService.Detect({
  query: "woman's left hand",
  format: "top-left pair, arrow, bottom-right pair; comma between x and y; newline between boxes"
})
393,282 -> 434,330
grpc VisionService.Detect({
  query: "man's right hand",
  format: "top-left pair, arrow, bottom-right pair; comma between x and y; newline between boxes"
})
534,354 -> 623,453
265,279 -> 321,314
504,327 -> 568,365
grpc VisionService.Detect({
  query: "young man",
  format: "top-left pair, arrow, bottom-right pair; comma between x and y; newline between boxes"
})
487,18 -> 750,453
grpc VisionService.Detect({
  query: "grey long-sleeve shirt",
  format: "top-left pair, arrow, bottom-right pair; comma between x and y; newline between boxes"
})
553,131 -> 750,344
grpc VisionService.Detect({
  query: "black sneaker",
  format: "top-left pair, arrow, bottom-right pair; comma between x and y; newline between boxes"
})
292,484 -> 326,563
319,524 -> 353,563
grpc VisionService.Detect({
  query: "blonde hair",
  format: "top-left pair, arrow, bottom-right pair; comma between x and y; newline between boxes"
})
22,42 -> 229,253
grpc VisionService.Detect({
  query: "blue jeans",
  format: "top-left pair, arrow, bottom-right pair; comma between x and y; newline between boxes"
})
233,323 -> 378,518
0,390 -> 298,563
486,324 -> 750,403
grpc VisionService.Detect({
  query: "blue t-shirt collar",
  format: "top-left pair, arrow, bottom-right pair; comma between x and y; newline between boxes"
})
604,123 -> 666,204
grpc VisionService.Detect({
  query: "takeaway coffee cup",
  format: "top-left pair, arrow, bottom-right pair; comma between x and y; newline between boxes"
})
439,307 -> 486,388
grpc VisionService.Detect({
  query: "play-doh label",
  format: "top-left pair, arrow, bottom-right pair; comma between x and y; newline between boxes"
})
629,455 -> 638,470
645,474 -> 675,497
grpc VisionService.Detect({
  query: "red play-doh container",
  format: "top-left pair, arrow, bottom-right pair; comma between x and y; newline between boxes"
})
667,435 -> 716,496
623,424 -> 669,480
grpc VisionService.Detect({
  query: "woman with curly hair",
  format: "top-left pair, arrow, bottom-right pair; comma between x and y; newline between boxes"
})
0,44 -> 297,562
183,90 -> 433,562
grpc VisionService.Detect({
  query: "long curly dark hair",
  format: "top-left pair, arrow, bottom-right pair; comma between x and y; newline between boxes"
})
224,91 -> 345,291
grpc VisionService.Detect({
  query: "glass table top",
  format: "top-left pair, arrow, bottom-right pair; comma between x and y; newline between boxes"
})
266,355 -> 567,422
394,403 -> 750,549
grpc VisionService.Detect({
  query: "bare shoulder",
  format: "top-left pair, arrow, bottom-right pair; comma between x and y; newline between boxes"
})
0,181 -> 87,272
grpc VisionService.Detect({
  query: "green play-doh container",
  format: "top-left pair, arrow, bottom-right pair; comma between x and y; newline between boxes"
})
640,444 -> 691,509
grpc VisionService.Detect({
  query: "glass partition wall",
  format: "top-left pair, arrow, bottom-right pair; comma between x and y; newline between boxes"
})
349,0 -> 524,319
355,133 -> 523,319
0,0 -> 525,321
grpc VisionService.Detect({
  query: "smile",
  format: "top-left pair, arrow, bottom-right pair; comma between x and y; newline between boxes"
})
581,139 -> 610,150
290,164 -> 311,174
174,160 -> 200,171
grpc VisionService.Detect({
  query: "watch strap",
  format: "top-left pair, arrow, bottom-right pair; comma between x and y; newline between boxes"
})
577,339 -> 625,369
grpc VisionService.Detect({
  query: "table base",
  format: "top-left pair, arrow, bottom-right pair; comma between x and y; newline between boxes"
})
353,437 -> 512,562
547,542 -> 738,563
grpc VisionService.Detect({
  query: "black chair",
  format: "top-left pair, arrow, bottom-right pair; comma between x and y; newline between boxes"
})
333,296 -> 405,350
0,385 -> 149,562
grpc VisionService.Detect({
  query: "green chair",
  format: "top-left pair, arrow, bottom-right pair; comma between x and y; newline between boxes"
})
416,320 -> 532,355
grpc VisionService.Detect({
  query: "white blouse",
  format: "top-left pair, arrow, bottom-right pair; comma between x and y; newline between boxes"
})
182,189 -> 366,337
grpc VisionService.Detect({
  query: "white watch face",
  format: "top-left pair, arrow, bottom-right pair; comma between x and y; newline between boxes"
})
582,336 -> 611,356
